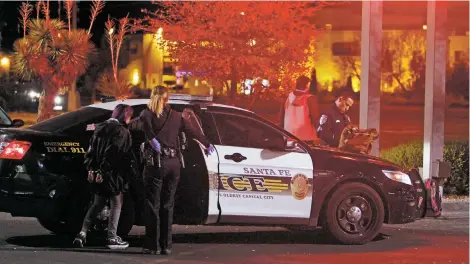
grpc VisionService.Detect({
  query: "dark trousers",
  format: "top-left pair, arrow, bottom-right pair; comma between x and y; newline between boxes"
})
143,158 -> 181,250
81,193 -> 123,239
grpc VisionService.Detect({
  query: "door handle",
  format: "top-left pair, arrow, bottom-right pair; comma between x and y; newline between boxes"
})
224,153 -> 247,163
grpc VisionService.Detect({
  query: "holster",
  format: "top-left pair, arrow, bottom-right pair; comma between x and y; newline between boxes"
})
140,142 -> 161,167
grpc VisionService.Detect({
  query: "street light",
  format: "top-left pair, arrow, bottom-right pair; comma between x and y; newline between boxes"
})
0,57 -> 9,67
132,70 -> 140,85
1,57 -> 10,81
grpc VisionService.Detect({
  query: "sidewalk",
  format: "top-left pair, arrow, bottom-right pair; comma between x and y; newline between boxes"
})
441,198 -> 469,212
384,200 -> 469,234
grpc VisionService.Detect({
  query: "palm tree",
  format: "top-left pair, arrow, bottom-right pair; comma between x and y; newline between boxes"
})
12,19 -> 94,122
11,0 -> 104,122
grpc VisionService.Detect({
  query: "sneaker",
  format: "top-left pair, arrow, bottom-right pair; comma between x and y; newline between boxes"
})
106,236 -> 129,250
73,232 -> 87,248
161,248 -> 172,255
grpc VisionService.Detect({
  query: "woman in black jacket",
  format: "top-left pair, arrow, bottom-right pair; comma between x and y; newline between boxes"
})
73,104 -> 134,249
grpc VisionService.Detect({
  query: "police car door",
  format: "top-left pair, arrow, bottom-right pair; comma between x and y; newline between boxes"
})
182,108 -> 221,224
211,112 -> 314,225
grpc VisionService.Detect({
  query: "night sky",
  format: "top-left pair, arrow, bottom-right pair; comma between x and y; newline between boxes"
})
0,1 -> 156,51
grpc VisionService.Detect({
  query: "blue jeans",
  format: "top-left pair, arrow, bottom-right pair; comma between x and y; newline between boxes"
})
81,193 -> 123,239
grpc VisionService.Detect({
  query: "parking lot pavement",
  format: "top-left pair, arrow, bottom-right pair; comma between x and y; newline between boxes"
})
384,201 -> 469,234
0,208 -> 468,264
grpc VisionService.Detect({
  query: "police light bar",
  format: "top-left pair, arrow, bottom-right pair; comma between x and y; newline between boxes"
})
168,93 -> 213,102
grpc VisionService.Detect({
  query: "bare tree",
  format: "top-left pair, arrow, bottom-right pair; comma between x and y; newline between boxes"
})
333,31 -> 426,93
381,30 -> 426,93
333,33 -> 361,82
97,15 -> 134,99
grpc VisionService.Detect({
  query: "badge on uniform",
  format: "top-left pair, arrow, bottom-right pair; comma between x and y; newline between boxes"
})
319,115 -> 328,125
86,124 -> 96,131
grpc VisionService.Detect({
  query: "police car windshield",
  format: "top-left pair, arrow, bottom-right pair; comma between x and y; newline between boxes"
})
29,107 -> 110,132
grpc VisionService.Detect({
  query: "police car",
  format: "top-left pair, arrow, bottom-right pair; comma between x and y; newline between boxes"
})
0,94 -> 420,245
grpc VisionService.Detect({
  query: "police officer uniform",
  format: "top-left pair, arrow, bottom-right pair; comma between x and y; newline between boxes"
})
317,104 -> 352,148
129,105 -> 211,254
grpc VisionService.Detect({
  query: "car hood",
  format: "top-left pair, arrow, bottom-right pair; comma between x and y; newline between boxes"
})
311,145 -> 403,170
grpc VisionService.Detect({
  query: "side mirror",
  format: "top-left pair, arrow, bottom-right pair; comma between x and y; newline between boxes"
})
12,119 -> 25,128
285,138 -> 299,150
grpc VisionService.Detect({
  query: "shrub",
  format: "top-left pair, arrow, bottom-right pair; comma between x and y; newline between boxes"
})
380,141 -> 469,195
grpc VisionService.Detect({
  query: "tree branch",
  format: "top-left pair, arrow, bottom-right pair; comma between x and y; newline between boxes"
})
105,17 -> 117,84
64,0 -> 73,33
35,0 -> 42,19
87,0 -> 105,35
19,1 -> 33,37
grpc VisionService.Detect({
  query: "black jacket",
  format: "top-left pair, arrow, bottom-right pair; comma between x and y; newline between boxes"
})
129,106 -> 211,150
84,119 -> 133,196
317,104 -> 352,148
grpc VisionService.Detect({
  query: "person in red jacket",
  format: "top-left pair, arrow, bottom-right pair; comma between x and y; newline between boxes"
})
279,75 -> 320,145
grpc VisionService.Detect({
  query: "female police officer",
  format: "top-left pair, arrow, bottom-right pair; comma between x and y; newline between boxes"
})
129,86 -> 214,255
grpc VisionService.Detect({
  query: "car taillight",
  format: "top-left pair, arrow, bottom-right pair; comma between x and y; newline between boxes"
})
0,141 -> 32,160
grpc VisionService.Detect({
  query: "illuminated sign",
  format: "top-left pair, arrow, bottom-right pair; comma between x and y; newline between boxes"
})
43,142 -> 86,153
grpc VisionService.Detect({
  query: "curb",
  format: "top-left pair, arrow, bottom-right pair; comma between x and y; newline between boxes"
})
441,200 -> 469,212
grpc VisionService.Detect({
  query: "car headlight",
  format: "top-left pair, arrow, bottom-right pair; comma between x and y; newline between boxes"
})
382,170 -> 412,186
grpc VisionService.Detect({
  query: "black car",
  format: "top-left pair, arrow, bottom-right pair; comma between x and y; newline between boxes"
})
0,95 -> 420,245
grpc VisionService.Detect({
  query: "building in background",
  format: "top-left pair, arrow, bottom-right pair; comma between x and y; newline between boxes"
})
312,1 -> 469,93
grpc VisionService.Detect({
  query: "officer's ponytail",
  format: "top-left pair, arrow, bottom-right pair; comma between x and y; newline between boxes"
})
148,85 -> 169,117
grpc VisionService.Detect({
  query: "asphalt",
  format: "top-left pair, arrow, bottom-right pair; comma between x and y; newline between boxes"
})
0,201 -> 468,264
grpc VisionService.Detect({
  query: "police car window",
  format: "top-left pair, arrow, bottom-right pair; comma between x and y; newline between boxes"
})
212,113 -> 284,149
0,107 -> 12,126
131,104 -> 190,118
29,107 -> 110,132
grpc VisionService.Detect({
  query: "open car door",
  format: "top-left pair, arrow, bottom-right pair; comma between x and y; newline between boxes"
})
176,108 -> 220,225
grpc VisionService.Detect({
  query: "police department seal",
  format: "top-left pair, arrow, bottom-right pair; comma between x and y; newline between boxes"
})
290,174 -> 309,200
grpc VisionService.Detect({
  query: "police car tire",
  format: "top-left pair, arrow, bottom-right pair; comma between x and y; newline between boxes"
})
322,182 -> 384,245
37,209 -> 85,236
37,218 -> 70,235
37,191 -> 89,236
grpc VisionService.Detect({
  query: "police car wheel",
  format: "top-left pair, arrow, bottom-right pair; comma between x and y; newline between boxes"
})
37,210 -> 85,236
37,192 -> 89,236
37,218 -> 70,235
322,182 -> 384,245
